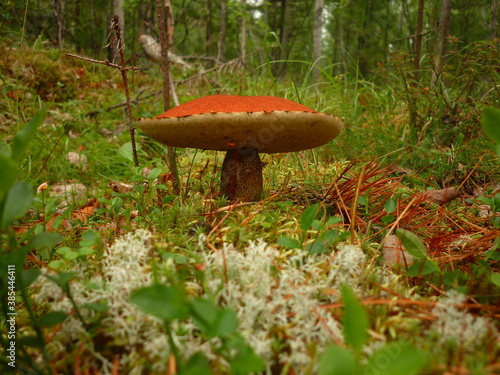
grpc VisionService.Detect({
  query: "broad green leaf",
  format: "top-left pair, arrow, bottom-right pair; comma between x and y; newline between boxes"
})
118,142 -> 140,162
318,345 -> 356,375
384,198 -> 397,214
326,216 -> 343,226
183,352 -> 211,375
306,240 -> 327,254
230,342 -> 265,375
148,167 -> 163,180
365,342 -> 427,375
130,284 -> 189,322
0,140 -> 11,157
80,229 -> 100,247
11,106 -> 47,162
482,106 -> 500,144
191,298 -> 239,337
341,284 -> 368,353
20,269 -> 41,288
395,229 -> 427,260
277,236 -> 301,249
406,259 -> 439,276
490,272 -> 500,287
25,232 -> 64,251
37,311 -> 68,327
0,155 -> 18,197
301,203 -> 319,232
1,182 -> 33,229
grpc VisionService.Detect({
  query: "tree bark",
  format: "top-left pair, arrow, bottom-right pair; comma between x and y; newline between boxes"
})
409,0 -> 425,134
491,0 -> 499,39
52,0 -> 65,49
432,0 -> 451,83
240,0 -> 247,58
312,0 -> 324,81
217,0 -> 227,63
110,0 -> 125,63
156,0 -> 181,196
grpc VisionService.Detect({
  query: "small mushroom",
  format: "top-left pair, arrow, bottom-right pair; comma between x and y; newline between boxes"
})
137,95 -> 343,201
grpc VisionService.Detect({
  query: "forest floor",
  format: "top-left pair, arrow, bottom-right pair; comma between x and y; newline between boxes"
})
1,43 -> 500,374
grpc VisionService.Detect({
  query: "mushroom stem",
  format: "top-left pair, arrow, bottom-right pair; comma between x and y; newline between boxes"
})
220,149 -> 263,202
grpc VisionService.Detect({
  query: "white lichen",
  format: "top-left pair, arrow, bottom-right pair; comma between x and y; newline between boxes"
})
430,290 -> 493,348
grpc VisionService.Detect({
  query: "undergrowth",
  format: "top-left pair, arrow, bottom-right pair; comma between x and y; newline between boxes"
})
1,38 -> 499,374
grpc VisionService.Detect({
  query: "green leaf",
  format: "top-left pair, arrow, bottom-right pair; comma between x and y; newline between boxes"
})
406,259 -> 439,276
341,284 -> 368,353
482,106 -> 500,144
230,342 -> 265,375
118,142 -> 140,162
365,342 -> 427,375
37,311 -> 68,327
0,140 -> 11,157
306,240 -> 328,254
183,352 -> 211,375
318,345 -> 356,375
130,283 -> 189,322
0,155 -> 18,198
384,198 -> 397,214
326,216 -> 343,226
20,269 -> 41,288
11,106 -> 47,162
191,298 -> 239,337
79,229 -> 100,247
395,229 -> 427,260
148,167 -> 163,180
25,232 -> 64,251
490,272 -> 500,287
277,236 -> 301,249
301,203 -> 319,232
1,182 -> 33,229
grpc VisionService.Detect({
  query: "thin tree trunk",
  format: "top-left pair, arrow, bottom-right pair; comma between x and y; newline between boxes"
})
217,0 -> 227,63
205,0 -> 212,56
432,0 -> 451,83
156,0 -> 181,196
275,0 -> 292,76
491,0 -> 499,39
111,0 -> 125,62
409,0 -> 425,133
240,0 -> 247,58
312,0 -> 324,81
53,0 -> 65,49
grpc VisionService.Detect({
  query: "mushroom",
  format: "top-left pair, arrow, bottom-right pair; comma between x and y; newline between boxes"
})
137,95 -> 343,202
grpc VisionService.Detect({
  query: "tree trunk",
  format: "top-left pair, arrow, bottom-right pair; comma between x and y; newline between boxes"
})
217,0 -> 227,63
205,0 -> 213,56
52,0 -> 65,49
491,0 -> 499,39
432,0 -> 451,83
312,0 -> 324,81
111,0 -> 125,63
275,0 -> 292,76
156,0 -> 181,196
409,0 -> 425,134
240,0 -> 247,58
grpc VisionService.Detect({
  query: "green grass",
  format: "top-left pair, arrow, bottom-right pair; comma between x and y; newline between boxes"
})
1,42 -> 500,374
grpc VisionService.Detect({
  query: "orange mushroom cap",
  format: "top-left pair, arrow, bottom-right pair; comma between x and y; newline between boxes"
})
137,95 -> 343,154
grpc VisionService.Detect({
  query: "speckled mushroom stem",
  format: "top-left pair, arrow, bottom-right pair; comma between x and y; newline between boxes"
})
220,149 -> 263,202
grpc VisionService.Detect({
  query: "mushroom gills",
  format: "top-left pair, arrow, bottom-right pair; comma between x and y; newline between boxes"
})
220,149 -> 263,202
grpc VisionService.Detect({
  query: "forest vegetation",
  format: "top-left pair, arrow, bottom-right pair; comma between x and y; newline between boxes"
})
1,0 -> 500,374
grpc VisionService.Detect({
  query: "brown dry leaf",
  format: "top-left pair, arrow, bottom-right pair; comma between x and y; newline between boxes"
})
108,180 -> 134,193
382,234 -> 414,266
424,187 -> 461,205
72,198 -> 99,222
67,151 -> 88,170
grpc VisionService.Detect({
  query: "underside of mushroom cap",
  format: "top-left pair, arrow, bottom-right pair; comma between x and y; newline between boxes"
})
137,95 -> 343,154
